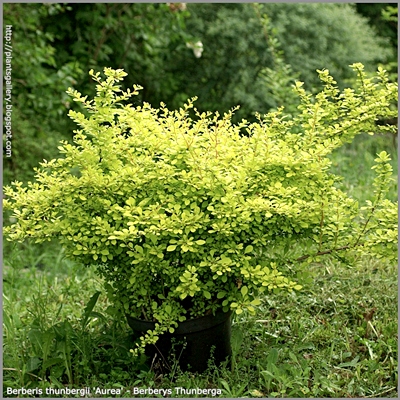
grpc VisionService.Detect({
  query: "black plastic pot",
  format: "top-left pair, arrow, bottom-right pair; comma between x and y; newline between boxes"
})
126,310 -> 232,373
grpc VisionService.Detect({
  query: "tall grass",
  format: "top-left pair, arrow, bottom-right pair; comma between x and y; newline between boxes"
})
329,133 -> 398,203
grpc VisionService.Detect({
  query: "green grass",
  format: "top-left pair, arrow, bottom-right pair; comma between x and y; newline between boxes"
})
3,133 -> 398,398
329,133 -> 398,203
3,242 -> 397,397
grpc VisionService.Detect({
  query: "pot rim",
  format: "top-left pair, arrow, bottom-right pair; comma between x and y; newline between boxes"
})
126,309 -> 232,335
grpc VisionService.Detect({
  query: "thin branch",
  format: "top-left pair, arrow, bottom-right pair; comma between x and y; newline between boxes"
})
295,243 -> 364,263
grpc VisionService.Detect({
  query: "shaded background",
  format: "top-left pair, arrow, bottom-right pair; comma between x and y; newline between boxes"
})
3,2 -> 398,185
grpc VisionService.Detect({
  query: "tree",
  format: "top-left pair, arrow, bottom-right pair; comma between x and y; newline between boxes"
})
3,3 -> 193,184
161,3 -> 393,121
3,4 -> 82,184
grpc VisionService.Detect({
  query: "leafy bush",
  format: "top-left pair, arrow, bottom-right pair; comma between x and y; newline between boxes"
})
2,3 -> 193,185
163,3 -> 393,121
266,3 -> 393,86
2,4 -> 82,184
4,3 -> 394,185
3,65 -> 397,354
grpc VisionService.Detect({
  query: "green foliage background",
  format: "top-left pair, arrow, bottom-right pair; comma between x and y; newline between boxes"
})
167,3 -> 393,119
2,3 -> 398,395
2,3 -> 397,185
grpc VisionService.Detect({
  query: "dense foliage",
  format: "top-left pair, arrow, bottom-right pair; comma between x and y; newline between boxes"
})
164,3 -> 394,120
3,65 -> 397,354
3,3 -> 396,184
2,3 -> 193,184
2,4 -> 82,184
